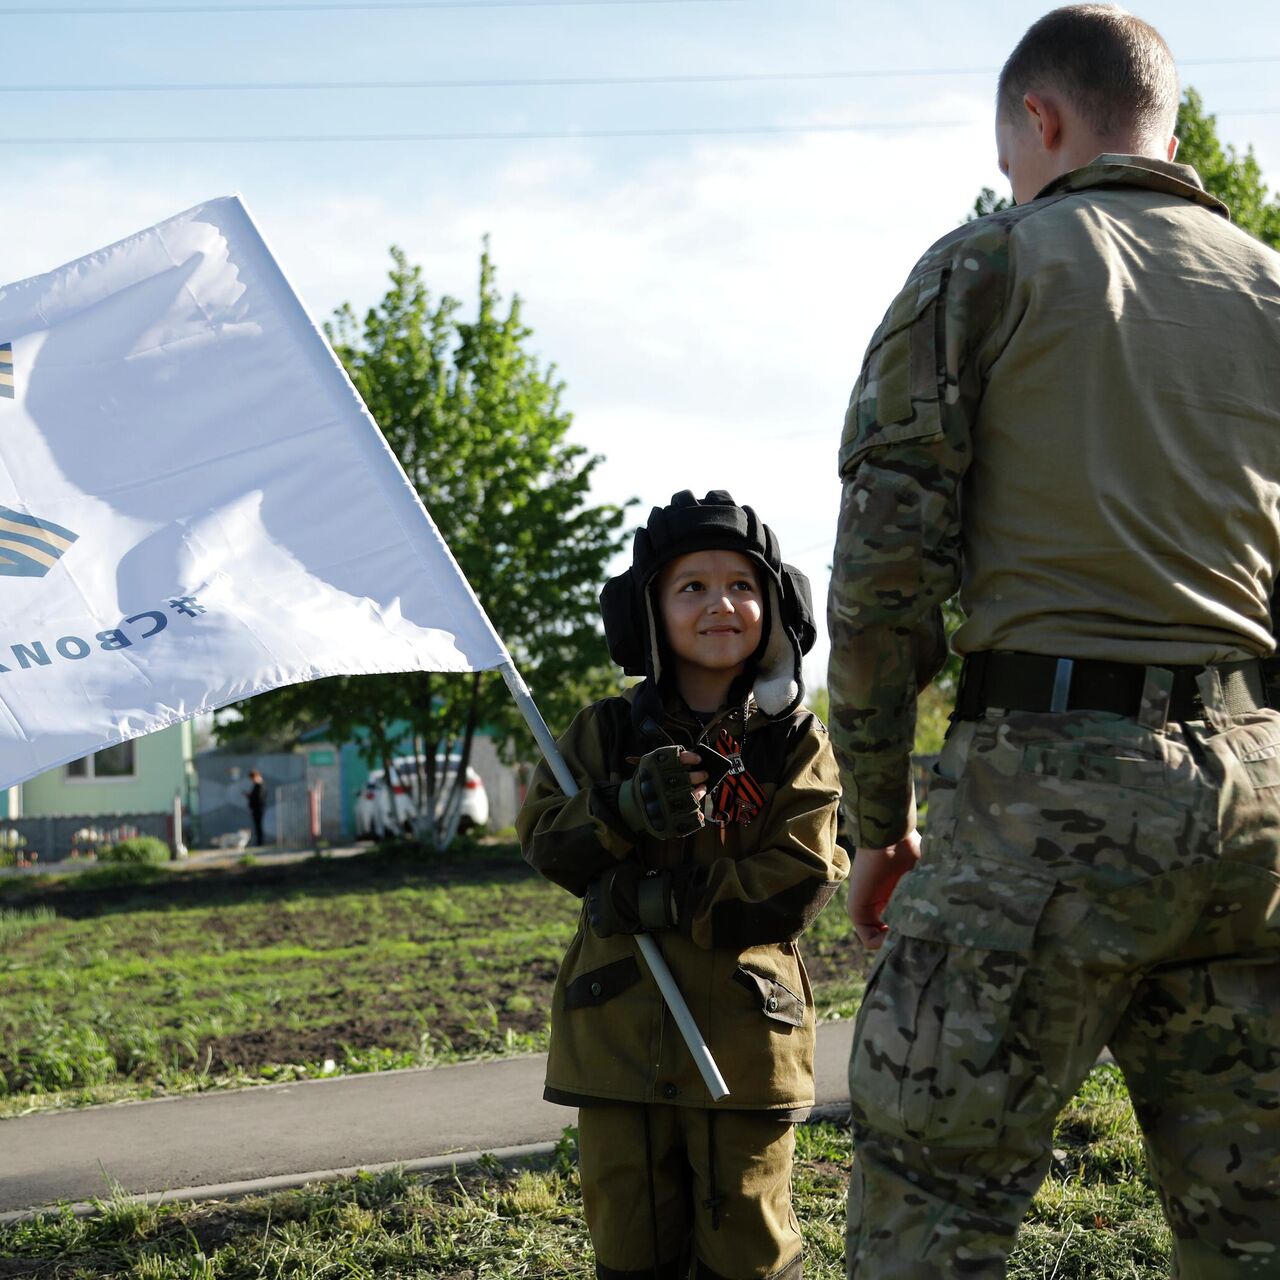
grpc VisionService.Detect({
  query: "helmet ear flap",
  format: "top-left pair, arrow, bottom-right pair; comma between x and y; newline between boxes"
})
782,565 -> 817,656
600,571 -> 647,676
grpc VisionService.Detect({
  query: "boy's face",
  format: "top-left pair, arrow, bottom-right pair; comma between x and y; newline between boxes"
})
656,549 -> 764,682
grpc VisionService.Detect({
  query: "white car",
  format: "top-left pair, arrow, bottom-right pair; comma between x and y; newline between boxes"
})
354,757 -> 489,840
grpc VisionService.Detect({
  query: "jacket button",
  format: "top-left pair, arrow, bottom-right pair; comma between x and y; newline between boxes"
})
661,1083 -> 678,1099
590,982 -> 603,998
767,996 -> 779,1011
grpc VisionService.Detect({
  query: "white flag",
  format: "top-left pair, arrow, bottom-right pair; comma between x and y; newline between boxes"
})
0,196 -> 510,790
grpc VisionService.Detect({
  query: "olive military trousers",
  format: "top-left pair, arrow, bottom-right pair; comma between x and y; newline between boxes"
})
578,1102 -> 803,1280
846,705 -> 1280,1279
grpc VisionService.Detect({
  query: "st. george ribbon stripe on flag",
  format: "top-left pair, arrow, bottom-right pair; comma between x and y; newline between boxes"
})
0,196 -> 511,790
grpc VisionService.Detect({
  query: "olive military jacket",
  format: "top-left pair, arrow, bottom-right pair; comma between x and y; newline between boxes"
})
828,155 -> 1280,848
517,682 -> 847,1113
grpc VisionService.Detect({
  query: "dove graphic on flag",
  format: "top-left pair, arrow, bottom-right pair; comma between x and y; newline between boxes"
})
0,197 -> 510,789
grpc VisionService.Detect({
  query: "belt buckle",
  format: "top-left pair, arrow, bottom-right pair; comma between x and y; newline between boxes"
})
1049,658 -> 1074,713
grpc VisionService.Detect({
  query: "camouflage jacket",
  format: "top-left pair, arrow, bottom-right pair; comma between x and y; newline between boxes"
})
828,154 -> 1280,847
517,681 -> 847,1112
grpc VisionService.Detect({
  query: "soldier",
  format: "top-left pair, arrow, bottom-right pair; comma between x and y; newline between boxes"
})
519,490 -> 848,1279
828,6 -> 1280,1277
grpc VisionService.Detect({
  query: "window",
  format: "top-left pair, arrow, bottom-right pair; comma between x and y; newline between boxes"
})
66,741 -> 136,781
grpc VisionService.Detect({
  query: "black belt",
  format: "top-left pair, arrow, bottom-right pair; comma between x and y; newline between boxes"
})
954,651 -> 1267,723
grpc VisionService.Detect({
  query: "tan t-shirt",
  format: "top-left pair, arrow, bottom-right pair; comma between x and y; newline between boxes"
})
958,158 -> 1280,663
829,155 -> 1280,844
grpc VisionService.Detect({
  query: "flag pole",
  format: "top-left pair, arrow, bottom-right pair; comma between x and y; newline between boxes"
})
499,658 -> 730,1101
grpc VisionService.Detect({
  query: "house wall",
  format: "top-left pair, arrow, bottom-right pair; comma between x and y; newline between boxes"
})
20,722 -> 193,818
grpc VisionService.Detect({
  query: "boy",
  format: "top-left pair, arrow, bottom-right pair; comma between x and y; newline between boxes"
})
518,489 -> 848,1280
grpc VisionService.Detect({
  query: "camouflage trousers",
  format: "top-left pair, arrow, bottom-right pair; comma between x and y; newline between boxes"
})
846,704 -> 1280,1279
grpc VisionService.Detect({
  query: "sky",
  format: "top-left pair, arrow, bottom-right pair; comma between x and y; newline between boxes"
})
4,0 -> 1280,698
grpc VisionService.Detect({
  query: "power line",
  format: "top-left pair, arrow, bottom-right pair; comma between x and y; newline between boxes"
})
5,54 -> 1280,93
7,105 -> 1280,145
0,69 -> 996,93
2,120 -> 979,143
1,51 -> 1277,95
0,0 -> 746,12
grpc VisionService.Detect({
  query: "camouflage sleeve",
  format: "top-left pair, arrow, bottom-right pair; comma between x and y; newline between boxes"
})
827,223 -> 1012,847
516,702 -> 636,896
682,715 -> 849,950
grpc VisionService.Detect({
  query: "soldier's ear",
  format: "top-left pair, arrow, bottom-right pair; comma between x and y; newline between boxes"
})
1022,91 -> 1061,151
1167,134 -> 1180,162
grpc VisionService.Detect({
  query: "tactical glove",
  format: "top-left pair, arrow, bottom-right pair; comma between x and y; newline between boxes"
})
617,745 -> 704,840
586,862 -> 680,938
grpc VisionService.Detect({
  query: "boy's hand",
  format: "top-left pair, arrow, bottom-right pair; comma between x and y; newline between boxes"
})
586,862 -> 681,937
618,746 -> 708,840
847,830 -> 922,950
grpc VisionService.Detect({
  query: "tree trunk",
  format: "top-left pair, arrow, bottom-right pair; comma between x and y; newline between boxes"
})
439,672 -> 483,849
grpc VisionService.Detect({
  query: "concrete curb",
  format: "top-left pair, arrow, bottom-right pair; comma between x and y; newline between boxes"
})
0,1105 -> 854,1226
0,1142 -> 561,1225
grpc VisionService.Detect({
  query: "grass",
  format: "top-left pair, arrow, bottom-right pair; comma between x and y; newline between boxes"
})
0,841 -> 872,1117
0,1067 -> 1170,1279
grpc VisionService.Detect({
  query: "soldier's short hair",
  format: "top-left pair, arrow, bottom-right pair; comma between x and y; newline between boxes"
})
998,5 -> 1179,141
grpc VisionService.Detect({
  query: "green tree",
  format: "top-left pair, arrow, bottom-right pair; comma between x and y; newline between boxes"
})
970,186 -> 1012,220
223,245 -> 632,845
1176,88 -> 1280,247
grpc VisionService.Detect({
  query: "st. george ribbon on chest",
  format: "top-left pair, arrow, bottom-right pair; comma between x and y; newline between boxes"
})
694,741 -> 744,792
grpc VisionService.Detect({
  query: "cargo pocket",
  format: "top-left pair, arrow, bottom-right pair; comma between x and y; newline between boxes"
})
1236,727 -> 1280,790
564,956 -> 641,1010
921,762 -> 960,851
733,966 -> 806,1028
920,719 -> 972,850
849,852 -> 1057,1148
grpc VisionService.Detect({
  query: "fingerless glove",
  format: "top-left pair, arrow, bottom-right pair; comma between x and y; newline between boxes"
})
616,745 -> 704,840
586,862 -> 682,937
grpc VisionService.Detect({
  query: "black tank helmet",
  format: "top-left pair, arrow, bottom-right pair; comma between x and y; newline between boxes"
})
599,490 -> 816,718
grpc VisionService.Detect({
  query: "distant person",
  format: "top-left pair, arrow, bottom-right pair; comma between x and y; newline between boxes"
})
518,490 -> 848,1279
246,769 -> 266,847
828,6 -> 1280,1274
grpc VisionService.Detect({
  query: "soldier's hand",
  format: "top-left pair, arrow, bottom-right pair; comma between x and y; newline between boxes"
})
617,746 -> 708,840
586,862 -> 681,937
847,830 -> 921,950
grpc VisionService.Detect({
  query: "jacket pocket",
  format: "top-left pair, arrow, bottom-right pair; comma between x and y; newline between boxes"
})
850,852 -> 1057,1147
733,966 -> 806,1028
564,956 -> 642,1010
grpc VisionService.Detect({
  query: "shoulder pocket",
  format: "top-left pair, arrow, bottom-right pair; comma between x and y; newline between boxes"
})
839,265 -> 947,476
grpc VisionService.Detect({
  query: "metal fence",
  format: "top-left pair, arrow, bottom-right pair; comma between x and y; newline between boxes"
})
194,752 -> 304,845
273,782 -> 336,850
0,813 -> 174,868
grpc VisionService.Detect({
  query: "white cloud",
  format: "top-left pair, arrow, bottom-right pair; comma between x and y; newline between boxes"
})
2,100 -> 1003,698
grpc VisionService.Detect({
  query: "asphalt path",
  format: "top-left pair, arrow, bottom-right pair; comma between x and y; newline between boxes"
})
0,1021 -> 854,1220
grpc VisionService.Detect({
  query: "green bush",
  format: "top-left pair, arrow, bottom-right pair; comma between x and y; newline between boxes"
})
98,836 -> 171,865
